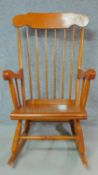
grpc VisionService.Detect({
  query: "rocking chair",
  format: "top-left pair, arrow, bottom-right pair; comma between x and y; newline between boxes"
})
3,13 -> 96,166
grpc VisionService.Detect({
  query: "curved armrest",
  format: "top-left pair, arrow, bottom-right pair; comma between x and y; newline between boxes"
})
3,69 -> 23,81
78,69 -> 96,80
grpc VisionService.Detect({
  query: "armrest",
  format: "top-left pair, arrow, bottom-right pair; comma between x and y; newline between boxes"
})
3,69 -> 23,81
3,69 -> 25,109
78,68 -> 96,108
78,69 -> 96,80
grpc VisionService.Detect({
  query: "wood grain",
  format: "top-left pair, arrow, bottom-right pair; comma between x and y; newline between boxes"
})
3,13 -> 96,167
13,13 -> 89,28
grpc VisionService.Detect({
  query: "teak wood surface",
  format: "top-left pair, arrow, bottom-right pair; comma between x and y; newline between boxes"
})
3,13 -> 96,167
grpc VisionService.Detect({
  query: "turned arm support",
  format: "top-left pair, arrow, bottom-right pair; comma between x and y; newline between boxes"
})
78,68 -> 96,80
3,69 -> 23,81
77,68 -> 96,108
3,69 -> 25,108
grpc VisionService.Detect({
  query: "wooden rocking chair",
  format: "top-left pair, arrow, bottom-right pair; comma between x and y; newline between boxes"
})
3,13 -> 96,167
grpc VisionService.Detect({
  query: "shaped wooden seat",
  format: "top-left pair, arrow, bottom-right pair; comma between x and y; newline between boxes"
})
11,99 -> 87,121
3,13 -> 96,167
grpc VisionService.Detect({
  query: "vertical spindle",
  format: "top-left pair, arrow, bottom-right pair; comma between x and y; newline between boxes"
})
35,29 -> 40,98
61,29 -> 66,98
75,28 -> 85,105
44,29 -> 48,98
54,29 -> 57,98
26,27 -> 33,99
69,26 -> 76,99
16,28 -> 26,106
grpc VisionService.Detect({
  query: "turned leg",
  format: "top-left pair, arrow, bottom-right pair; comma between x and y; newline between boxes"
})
74,120 -> 88,167
8,120 -> 22,165
8,120 -> 32,166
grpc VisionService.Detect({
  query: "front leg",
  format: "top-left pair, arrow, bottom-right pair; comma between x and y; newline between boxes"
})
74,120 -> 88,167
8,120 -> 22,165
8,120 -> 31,166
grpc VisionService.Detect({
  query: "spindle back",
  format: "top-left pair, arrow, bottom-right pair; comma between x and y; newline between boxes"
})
13,13 -> 89,104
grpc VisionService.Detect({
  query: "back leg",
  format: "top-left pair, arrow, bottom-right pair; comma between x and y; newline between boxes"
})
24,120 -> 31,134
70,120 -> 75,135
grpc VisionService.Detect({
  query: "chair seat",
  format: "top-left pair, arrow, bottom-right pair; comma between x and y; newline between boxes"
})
11,99 -> 87,121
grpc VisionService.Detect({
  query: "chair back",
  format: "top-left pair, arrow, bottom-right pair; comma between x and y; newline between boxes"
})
13,13 -> 89,104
